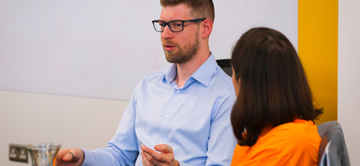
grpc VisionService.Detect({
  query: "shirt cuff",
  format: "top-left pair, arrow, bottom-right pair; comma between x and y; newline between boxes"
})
81,149 -> 95,166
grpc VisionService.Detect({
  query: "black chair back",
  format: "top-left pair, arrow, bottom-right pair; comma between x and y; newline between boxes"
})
216,59 -> 232,77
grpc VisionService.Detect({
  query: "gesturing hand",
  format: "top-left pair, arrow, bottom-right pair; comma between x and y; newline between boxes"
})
141,144 -> 179,166
56,148 -> 85,166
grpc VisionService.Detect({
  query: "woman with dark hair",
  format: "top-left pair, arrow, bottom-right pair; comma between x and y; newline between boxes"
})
230,27 -> 323,166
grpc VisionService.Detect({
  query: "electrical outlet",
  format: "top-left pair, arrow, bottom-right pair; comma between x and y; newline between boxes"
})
9,144 -> 28,163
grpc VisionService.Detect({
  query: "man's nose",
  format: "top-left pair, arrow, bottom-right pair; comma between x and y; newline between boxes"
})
161,25 -> 173,39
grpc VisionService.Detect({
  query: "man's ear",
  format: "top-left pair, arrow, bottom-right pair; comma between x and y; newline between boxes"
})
201,19 -> 213,38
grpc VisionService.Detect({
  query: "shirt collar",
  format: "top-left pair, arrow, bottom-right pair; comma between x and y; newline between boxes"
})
163,53 -> 218,87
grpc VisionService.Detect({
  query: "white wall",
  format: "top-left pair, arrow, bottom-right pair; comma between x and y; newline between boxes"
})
338,0 -> 360,165
0,0 -> 297,100
0,90 -> 129,166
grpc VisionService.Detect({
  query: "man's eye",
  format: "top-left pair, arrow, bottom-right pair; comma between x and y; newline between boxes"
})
159,23 -> 166,27
170,22 -> 182,27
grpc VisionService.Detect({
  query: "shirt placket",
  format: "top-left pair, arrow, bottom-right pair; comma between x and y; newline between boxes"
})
158,84 -> 182,145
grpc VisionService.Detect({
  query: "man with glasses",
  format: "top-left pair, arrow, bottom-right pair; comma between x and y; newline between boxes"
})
56,0 -> 236,166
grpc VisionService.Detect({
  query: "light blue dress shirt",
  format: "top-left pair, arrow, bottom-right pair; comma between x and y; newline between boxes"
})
82,54 -> 237,166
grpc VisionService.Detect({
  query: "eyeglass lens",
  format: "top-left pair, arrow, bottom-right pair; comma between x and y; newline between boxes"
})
154,21 -> 183,32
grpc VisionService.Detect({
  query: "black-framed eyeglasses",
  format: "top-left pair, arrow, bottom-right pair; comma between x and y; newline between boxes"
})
152,18 -> 206,32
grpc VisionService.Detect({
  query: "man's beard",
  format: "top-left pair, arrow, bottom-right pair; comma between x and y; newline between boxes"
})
163,30 -> 200,64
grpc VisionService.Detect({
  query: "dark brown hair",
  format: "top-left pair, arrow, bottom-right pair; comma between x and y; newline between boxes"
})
160,0 -> 215,22
230,27 -> 323,146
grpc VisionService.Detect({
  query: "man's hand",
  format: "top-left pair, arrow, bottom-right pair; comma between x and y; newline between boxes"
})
56,148 -> 85,166
141,144 -> 179,166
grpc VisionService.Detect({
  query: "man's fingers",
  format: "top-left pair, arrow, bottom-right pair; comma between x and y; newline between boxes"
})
155,143 -> 172,153
57,149 -> 72,162
141,151 -> 153,166
141,144 -> 177,166
56,148 -> 85,166
62,150 -> 79,161
143,150 -> 164,166
141,144 -> 170,164
58,148 -> 82,162
141,145 -> 161,159
62,152 -> 74,161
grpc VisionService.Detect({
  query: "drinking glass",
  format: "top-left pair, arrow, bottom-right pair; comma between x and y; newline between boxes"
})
27,143 -> 61,166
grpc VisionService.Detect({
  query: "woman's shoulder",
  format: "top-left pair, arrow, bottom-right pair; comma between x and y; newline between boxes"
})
272,119 -> 318,136
263,119 -> 321,149
231,120 -> 320,166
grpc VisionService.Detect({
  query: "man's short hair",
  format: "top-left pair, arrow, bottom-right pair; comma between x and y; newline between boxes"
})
160,0 -> 215,22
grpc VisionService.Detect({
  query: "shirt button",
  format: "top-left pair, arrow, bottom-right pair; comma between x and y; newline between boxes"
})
176,90 -> 180,93
165,115 -> 168,118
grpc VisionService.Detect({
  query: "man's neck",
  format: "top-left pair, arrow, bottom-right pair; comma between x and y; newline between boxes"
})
174,50 -> 211,88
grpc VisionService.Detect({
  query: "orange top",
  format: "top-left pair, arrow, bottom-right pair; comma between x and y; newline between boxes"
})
231,119 -> 320,166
